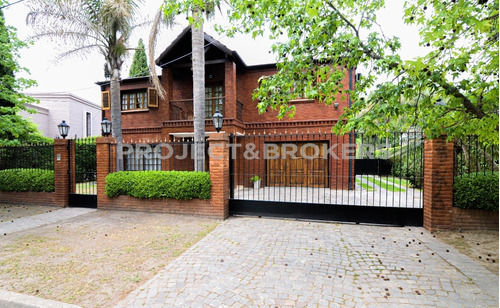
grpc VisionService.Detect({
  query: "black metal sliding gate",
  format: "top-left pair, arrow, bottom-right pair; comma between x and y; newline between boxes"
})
229,132 -> 424,226
68,138 -> 97,208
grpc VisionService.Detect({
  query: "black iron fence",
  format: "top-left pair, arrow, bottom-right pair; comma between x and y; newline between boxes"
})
229,132 -> 424,208
454,136 -> 499,177
0,142 -> 54,172
122,140 -> 208,172
72,138 -> 97,195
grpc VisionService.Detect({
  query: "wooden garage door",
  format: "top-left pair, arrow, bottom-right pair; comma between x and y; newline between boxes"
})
267,142 -> 328,187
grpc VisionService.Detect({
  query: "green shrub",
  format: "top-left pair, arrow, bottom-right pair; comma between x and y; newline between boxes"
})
454,172 -> 499,211
105,170 -> 211,200
0,168 -> 55,192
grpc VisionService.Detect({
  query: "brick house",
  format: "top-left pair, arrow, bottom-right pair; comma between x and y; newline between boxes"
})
97,27 -> 355,189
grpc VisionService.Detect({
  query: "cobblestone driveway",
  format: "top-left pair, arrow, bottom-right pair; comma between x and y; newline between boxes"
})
117,217 -> 498,307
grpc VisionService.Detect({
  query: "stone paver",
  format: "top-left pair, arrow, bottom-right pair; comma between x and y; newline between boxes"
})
0,207 -> 96,235
116,217 -> 498,307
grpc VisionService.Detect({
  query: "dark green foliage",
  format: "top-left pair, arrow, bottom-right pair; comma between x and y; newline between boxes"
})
0,168 -> 54,192
105,170 -> 211,200
391,158 -> 423,189
389,139 -> 424,188
454,172 -> 499,211
129,38 -> 148,77
75,138 -> 96,183
0,143 -> 54,171
0,3 -> 47,145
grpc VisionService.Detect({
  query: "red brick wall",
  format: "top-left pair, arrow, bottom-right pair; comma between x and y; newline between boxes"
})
452,208 -> 499,230
237,66 -> 352,124
0,140 -> 70,207
422,136 -> 498,231
53,139 -> 70,207
423,137 -> 454,231
96,136 -> 230,219
0,192 -> 57,207
98,195 -> 216,217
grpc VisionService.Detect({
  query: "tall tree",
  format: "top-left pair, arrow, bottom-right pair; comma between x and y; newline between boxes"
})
0,1 -> 48,145
129,38 -> 148,77
155,0 -> 220,171
26,0 -> 144,170
225,0 -> 499,145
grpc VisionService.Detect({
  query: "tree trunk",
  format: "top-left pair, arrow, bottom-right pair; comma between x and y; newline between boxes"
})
192,10 -> 205,172
110,67 -> 124,171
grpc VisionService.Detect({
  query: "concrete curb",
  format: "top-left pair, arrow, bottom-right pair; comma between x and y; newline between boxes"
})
0,290 -> 81,308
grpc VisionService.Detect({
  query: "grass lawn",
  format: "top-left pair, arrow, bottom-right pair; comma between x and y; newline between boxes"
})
364,176 -> 406,192
355,178 -> 375,191
383,176 -> 412,187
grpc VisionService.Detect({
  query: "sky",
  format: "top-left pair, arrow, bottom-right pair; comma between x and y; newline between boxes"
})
2,0 -> 425,107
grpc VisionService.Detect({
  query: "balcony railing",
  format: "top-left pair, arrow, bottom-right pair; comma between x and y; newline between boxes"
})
170,97 -> 225,121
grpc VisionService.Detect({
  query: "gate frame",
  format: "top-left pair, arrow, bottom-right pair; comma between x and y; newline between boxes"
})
68,139 -> 97,208
228,132 -> 424,227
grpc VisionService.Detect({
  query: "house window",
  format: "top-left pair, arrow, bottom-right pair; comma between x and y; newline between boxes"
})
205,85 -> 224,118
121,90 -> 148,110
86,112 -> 91,137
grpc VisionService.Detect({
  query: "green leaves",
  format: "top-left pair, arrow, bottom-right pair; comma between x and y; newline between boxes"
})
0,169 -> 55,192
129,38 -> 148,77
225,0 -> 499,145
454,172 -> 499,211
0,4 -> 46,145
105,171 -> 212,200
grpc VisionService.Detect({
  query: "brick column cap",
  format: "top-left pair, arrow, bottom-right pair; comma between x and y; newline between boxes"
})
208,133 -> 228,142
96,137 -> 117,145
53,139 -> 69,146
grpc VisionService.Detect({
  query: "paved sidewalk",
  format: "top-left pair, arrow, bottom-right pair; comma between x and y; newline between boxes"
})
116,217 -> 498,307
0,207 -> 96,235
0,290 -> 80,308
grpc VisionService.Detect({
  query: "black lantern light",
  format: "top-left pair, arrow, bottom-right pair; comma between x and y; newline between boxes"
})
101,117 -> 112,137
212,110 -> 224,133
57,120 -> 70,139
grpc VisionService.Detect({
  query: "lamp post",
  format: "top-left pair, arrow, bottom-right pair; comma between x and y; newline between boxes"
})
101,117 -> 112,137
212,110 -> 224,133
57,120 -> 70,139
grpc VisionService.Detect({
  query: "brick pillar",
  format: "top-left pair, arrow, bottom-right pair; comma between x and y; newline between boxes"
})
53,139 -> 70,207
96,137 -> 117,207
208,133 -> 230,219
224,61 -> 237,120
423,136 -> 454,231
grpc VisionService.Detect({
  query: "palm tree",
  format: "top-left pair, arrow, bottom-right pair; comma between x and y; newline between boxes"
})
26,0 -> 143,171
149,1 -> 219,171
191,7 -> 205,171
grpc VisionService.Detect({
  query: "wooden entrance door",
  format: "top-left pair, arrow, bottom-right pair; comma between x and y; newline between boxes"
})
266,142 -> 328,187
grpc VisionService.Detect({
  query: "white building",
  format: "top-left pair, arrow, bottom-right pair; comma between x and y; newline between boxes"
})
20,93 -> 102,139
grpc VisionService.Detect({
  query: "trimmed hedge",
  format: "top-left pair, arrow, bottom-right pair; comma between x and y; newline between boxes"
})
0,168 -> 55,192
454,172 -> 499,211
105,170 -> 211,200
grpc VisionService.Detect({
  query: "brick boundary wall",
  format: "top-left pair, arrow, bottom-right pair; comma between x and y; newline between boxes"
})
0,139 -> 70,208
452,208 -> 499,231
96,134 -> 230,219
424,136 -> 499,231
0,191 -> 56,206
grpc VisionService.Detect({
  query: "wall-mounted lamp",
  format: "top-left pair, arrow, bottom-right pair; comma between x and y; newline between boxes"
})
334,103 -> 339,108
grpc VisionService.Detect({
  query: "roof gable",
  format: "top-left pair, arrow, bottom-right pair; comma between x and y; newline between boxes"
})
155,26 -> 246,68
